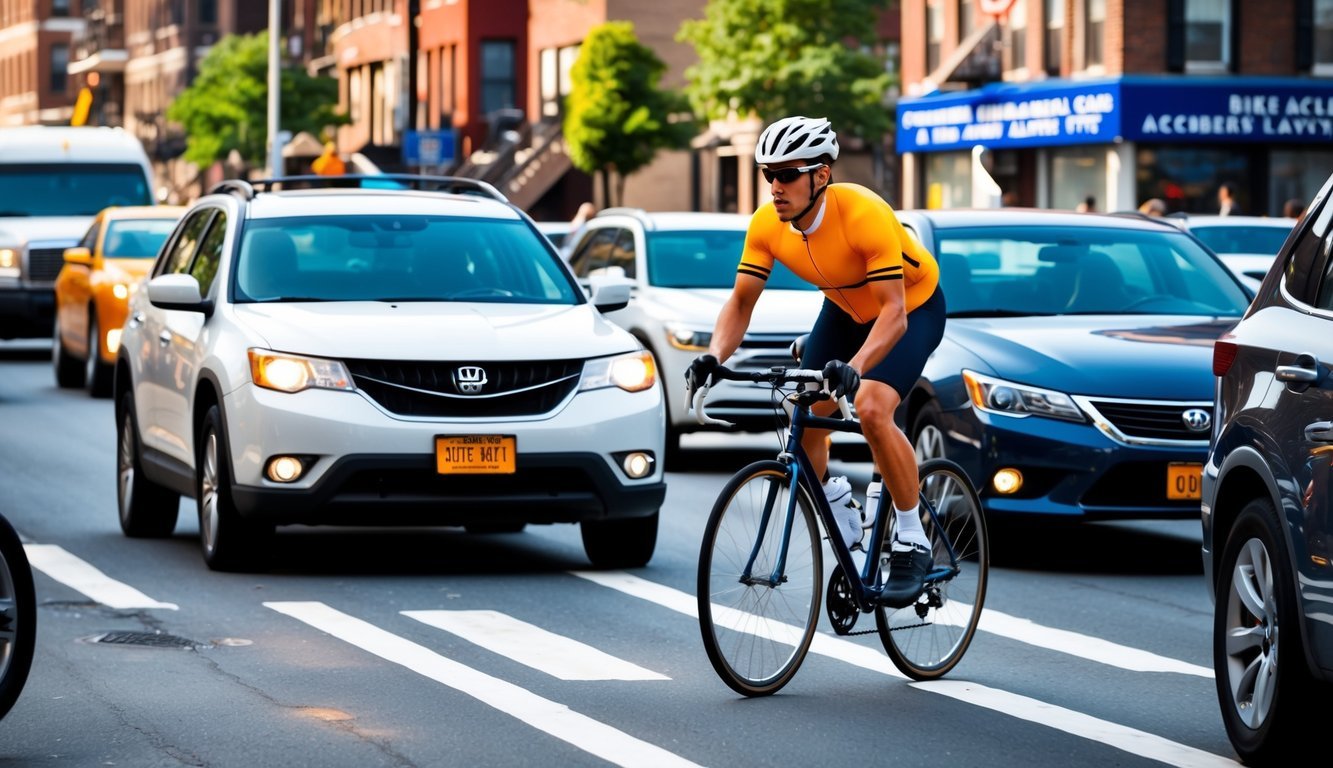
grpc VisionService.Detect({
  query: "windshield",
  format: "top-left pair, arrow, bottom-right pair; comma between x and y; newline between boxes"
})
234,216 -> 581,304
0,163 -> 152,216
934,226 -> 1251,317
1189,224 -> 1292,255
646,230 -> 814,290
104,218 -> 178,258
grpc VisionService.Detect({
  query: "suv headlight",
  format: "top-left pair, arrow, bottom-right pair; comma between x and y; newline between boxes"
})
0,248 -> 18,279
665,323 -> 712,351
580,351 -> 656,393
249,349 -> 354,393
962,370 -> 1084,422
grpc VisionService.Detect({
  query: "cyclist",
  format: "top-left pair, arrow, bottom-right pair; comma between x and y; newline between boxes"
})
685,115 -> 946,606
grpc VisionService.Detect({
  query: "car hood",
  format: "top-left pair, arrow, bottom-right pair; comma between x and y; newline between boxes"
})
0,217 -> 92,245
232,301 -> 637,361
104,258 -> 155,282
946,315 -> 1237,399
640,287 -> 823,331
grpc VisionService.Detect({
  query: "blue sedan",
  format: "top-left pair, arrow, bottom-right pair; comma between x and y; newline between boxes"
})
896,208 -> 1252,522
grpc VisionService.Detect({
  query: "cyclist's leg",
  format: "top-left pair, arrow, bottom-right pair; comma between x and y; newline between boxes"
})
698,461 -> 822,697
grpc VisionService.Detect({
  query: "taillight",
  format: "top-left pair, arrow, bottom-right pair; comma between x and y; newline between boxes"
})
1213,340 -> 1238,377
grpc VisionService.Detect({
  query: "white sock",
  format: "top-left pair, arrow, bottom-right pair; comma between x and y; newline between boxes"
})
892,504 -> 930,551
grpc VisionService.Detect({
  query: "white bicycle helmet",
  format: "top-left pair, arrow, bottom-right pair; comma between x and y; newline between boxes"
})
754,116 -> 840,165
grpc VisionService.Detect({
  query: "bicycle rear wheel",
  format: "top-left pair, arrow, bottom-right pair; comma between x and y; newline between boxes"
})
876,458 -> 987,680
698,460 -> 822,697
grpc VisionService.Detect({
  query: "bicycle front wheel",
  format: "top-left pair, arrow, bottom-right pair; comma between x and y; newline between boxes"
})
876,458 -> 988,680
698,460 -> 822,697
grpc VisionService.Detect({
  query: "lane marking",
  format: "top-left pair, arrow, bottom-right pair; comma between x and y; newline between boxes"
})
572,571 -> 1233,768
978,609 -> 1212,677
265,601 -> 702,768
403,609 -> 669,681
24,544 -> 178,610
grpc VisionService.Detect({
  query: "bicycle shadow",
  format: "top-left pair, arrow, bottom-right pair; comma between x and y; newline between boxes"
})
986,518 -> 1203,575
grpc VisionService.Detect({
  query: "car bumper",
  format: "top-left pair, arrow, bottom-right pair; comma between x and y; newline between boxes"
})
221,383 -> 667,525
0,286 -> 54,339
940,404 -> 1208,520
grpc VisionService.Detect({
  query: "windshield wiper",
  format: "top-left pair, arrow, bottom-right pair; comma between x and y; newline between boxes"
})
264,296 -> 335,303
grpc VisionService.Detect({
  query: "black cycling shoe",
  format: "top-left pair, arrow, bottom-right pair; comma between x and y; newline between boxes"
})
878,543 -> 932,608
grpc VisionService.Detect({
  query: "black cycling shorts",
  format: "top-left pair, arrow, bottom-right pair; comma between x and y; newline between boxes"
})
799,287 -> 946,400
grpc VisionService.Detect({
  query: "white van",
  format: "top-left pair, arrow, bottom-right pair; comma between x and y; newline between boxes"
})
0,126 -> 155,339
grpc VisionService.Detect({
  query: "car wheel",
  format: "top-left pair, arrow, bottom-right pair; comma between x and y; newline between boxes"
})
52,316 -> 84,389
1214,496 -> 1314,763
911,400 -> 948,462
116,390 -> 180,537
85,311 -> 113,399
581,511 -> 658,569
197,405 -> 273,572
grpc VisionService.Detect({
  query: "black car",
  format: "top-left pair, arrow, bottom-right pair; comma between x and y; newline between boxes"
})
1202,171 -> 1333,764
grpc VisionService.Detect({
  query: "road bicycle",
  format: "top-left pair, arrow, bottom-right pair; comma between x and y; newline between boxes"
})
0,511 -> 35,720
690,364 -> 988,696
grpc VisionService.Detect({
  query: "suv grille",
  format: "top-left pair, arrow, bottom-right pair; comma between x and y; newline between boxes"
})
27,247 -> 67,282
345,358 -> 583,418
1083,399 -> 1211,442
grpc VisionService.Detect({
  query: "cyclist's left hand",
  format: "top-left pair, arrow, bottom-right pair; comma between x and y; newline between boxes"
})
822,360 -> 861,401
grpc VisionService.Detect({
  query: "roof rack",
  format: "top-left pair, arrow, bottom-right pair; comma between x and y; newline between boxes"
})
206,174 -> 507,202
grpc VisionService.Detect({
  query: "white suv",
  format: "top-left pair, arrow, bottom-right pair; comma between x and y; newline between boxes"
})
114,176 -> 666,571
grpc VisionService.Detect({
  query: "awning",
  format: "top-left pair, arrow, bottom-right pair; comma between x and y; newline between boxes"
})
67,50 -> 128,76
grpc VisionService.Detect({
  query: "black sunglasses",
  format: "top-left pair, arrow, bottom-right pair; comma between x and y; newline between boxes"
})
761,163 -> 824,184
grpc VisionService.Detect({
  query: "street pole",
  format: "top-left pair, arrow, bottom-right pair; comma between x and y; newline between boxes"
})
266,0 -> 282,177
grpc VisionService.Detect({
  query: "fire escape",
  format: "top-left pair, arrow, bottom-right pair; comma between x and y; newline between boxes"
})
452,114 -> 572,212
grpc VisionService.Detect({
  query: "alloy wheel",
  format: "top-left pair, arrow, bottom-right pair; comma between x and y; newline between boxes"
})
1222,536 -> 1278,729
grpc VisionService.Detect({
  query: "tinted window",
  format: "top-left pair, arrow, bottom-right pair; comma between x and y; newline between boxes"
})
1190,225 -> 1292,255
104,218 -> 178,258
645,230 -> 814,291
190,213 -> 227,296
934,225 -> 1251,316
0,163 -> 152,216
570,228 -> 618,278
158,210 -> 214,276
234,216 -> 578,304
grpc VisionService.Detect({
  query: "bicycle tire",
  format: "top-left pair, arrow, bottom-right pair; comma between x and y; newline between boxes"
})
698,460 -> 822,696
875,458 -> 988,680
0,513 -> 35,721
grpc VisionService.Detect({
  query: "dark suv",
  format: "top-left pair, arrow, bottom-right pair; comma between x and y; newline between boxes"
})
1203,171 -> 1333,764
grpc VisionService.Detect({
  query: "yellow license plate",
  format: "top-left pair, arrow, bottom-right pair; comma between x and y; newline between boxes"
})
435,435 -> 516,474
1167,463 -> 1203,500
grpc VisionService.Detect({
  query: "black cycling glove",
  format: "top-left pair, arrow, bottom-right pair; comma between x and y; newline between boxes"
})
685,354 -> 719,392
822,360 -> 861,401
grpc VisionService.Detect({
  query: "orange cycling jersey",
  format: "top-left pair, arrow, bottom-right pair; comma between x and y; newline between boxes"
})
738,183 -> 939,324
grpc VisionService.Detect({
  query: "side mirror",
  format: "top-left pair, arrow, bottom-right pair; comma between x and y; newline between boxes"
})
63,247 -> 92,266
147,273 -> 213,316
589,278 -> 632,313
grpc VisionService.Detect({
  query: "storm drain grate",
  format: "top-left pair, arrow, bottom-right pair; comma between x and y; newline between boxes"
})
90,631 -> 200,649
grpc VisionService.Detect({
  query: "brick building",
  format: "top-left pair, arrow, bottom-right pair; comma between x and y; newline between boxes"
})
0,0 -> 84,127
897,0 -> 1333,216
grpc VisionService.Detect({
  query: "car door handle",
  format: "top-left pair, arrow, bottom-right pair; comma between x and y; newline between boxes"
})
158,330 -> 171,346
1306,421 -> 1333,443
1276,354 -> 1320,384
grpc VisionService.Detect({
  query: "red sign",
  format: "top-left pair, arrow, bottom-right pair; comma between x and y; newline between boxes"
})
978,0 -> 1017,16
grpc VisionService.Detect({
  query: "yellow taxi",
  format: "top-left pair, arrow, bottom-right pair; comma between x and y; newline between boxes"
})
53,205 -> 186,397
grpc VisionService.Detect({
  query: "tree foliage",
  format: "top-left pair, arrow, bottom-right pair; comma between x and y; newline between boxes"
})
167,32 -> 346,169
677,0 -> 892,143
564,22 -> 696,205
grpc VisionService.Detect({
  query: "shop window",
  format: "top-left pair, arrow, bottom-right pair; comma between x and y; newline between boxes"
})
1085,0 -> 1105,68
1135,146 -> 1251,214
480,40 -> 516,116
923,151 -> 971,210
1269,149 -> 1333,218
1048,146 -> 1105,212
1044,0 -> 1064,75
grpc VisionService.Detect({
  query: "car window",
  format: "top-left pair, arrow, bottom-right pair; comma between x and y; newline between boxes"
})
189,212 -> 227,297
156,209 -> 215,277
103,218 -> 178,259
569,227 -> 618,278
602,228 -> 636,279
1189,225 -> 1291,255
233,215 -> 579,304
644,229 -> 814,291
934,225 -> 1251,316
0,163 -> 152,215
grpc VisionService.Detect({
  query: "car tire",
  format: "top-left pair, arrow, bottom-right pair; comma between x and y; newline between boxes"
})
116,390 -> 180,538
52,317 -> 84,389
0,512 -> 35,722
1214,496 -> 1315,763
85,311 -> 113,399
911,400 -> 948,463
581,511 -> 658,569
197,404 -> 273,572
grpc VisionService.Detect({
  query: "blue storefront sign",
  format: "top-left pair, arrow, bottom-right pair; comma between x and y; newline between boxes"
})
402,129 -> 456,166
896,76 -> 1333,153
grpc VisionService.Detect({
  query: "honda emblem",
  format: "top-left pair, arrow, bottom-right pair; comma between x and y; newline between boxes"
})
454,366 -> 488,395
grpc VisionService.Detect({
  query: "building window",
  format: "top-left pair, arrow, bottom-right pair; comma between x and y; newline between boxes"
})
926,1 -> 943,74
1044,0 -> 1064,75
480,40 -> 516,116
1185,0 -> 1230,71
1007,0 -> 1028,72
199,0 -> 218,26
50,44 -> 69,93
52,0 -> 70,17
1085,0 -> 1106,68
958,0 -> 974,38
1316,0 -> 1333,71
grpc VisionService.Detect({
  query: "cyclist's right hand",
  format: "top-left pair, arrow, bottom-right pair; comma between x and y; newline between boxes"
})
684,353 -> 719,410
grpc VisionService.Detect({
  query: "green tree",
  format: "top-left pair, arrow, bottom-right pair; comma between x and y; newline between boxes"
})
564,22 -> 695,206
167,31 -> 346,171
677,0 -> 892,145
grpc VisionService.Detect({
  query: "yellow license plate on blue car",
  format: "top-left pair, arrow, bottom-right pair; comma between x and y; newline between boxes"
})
1167,463 -> 1202,500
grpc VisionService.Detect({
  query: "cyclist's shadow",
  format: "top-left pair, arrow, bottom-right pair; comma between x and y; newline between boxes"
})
987,518 -> 1202,575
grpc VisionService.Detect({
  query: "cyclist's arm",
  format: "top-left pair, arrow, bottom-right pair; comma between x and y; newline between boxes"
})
707,273 -> 765,364
848,270 -> 908,375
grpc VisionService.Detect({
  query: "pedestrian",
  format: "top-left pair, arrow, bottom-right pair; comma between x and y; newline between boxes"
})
1076,195 -> 1096,213
311,142 -> 346,176
1217,182 -> 1242,216
683,115 -> 947,608
1138,198 -> 1167,217
560,202 -> 597,260
1283,198 -> 1304,219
